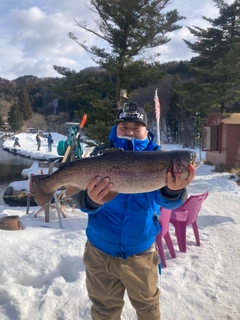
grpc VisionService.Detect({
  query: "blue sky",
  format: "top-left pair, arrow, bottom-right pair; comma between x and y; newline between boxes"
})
0,0 -> 233,80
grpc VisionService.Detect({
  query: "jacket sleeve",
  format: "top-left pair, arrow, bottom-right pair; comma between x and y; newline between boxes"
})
72,190 -> 102,213
155,186 -> 188,209
160,186 -> 188,202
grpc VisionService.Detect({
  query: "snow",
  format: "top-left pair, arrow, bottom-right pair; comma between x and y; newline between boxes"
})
1,134 -> 240,320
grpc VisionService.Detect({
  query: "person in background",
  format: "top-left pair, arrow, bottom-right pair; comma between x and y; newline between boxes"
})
47,133 -> 53,152
13,137 -> 20,147
36,133 -> 41,151
73,102 -> 195,320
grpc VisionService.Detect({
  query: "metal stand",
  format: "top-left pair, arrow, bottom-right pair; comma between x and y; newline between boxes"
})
54,192 -> 63,229
34,199 -> 66,223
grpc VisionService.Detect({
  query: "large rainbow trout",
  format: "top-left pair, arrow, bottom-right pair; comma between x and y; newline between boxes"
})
31,148 -> 196,207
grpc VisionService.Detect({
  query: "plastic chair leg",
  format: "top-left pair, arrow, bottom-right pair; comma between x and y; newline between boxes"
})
174,221 -> 187,253
164,231 -> 176,258
155,234 -> 167,268
192,222 -> 200,246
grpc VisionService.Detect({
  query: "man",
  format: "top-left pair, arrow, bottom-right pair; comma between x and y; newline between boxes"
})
47,133 -> 53,152
73,102 -> 195,320
36,133 -> 41,151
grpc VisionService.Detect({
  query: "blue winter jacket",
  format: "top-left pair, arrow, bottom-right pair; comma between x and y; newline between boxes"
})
76,125 -> 187,258
47,135 -> 53,144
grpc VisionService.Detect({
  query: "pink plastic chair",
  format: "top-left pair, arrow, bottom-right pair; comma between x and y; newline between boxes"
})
156,207 -> 176,268
170,192 -> 209,253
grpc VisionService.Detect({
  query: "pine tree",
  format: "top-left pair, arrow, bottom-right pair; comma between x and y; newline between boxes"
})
166,75 -> 182,142
8,104 -> 23,131
55,0 -> 185,143
0,115 -> 4,129
68,0 -> 185,102
19,87 -> 32,120
182,0 -> 240,113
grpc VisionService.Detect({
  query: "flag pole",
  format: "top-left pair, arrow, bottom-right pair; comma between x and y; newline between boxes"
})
154,89 -> 161,145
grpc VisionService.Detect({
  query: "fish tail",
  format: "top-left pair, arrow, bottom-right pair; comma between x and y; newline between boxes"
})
31,179 -> 54,207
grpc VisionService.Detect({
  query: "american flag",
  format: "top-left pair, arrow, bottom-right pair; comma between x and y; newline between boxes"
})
154,89 -> 160,123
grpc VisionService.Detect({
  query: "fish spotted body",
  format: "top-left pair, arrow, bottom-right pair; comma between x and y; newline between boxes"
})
31,148 -> 196,207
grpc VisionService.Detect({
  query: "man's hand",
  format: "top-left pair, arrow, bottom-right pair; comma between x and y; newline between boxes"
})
167,164 -> 195,190
87,176 -> 115,205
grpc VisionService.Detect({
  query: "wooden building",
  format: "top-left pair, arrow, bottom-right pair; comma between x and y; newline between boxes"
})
203,113 -> 240,167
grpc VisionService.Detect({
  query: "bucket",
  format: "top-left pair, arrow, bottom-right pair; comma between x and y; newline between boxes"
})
0,215 -> 22,230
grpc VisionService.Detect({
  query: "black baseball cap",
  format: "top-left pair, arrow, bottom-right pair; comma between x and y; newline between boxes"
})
115,106 -> 148,127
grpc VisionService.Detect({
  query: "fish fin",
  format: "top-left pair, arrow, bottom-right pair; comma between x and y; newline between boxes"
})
31,180 -> 54,207
102,191 -> 118,203
99,148 -> 124,156
65,186 -> 82,196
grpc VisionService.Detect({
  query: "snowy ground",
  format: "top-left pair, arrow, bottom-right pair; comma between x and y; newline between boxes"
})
0,134 -> 239,320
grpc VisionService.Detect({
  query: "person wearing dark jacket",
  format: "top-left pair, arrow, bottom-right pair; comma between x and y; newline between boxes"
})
36,133 -> 41,151
47,133 -> 53,152
73,103 -> 195,320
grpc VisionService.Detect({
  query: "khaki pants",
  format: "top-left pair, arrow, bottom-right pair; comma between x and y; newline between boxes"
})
83,242 -> 160,320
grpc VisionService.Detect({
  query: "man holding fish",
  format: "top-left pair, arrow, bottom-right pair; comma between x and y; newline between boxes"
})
73,102 -> 195,320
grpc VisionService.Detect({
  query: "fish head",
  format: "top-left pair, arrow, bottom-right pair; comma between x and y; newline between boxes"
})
171,150 -> 197,179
